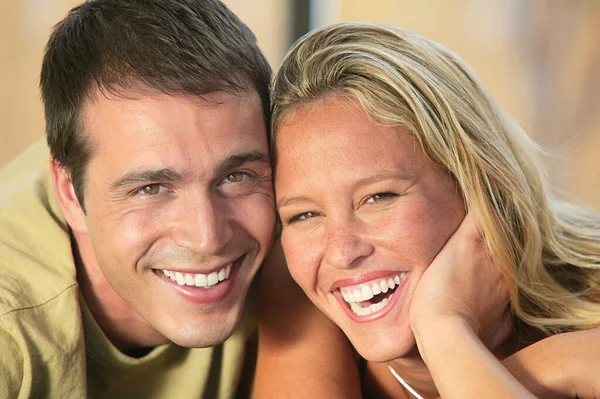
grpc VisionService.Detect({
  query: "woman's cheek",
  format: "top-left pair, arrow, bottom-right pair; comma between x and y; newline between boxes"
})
282,232 -> 318,291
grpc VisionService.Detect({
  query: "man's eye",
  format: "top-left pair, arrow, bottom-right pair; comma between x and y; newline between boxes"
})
364,192 -> 397,204
226,172 -> 245,183
287,211 -> 318,224
222,172 -> 254,184
136,184 -> 165,196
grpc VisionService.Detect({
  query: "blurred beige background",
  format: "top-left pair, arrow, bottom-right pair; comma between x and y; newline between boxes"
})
1,0 -> 599,209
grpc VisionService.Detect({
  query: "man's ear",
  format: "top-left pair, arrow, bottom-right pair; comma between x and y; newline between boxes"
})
49,157 -> 88,234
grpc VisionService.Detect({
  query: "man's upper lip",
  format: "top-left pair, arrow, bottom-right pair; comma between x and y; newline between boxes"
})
330,270 -> 406,291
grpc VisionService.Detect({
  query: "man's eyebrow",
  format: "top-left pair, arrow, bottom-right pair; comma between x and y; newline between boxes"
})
109,169 -> 183,191
215,151 -> 270,175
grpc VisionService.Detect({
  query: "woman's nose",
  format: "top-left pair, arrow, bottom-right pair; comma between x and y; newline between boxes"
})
323,218 -> 373,269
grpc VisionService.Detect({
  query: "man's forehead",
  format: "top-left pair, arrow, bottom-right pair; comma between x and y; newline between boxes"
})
80,85 -> 265,143
81,78 -> 261,110
78,83 -> 269,184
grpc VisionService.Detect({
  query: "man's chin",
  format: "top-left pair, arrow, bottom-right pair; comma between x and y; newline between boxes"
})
173,328 -> 237,348
162,311 -> 243,348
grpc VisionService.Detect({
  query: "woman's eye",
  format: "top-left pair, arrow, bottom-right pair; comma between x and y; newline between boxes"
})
135,184 -> 166,196
288,211 -> 318,224
365,192 -> 397,204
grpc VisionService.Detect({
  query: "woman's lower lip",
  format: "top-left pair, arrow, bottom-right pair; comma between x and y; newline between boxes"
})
155,255 -> 244,304
336,277 -> 407,323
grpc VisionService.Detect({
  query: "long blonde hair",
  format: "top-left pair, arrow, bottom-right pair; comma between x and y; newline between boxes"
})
271,22 -> 600,334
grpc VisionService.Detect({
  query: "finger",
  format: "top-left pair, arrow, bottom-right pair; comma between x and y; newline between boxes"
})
458,210 -> 483,240
435,211 -> 486,267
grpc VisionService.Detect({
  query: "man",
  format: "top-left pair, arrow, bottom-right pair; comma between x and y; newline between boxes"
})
0,0 -> 275,396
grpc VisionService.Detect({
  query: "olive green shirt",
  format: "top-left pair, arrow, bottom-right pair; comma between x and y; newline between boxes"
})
0,140 -> 255,398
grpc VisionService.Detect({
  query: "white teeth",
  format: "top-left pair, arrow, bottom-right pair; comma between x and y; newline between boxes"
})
339,273 -> 408,316
195,274 -> 208,287
160,263 -> 233,288
207,272 -> 218,286
341,291 -> 349,302
185,274 -> 195,286
349,297 -> 391,316
361,285 -> 374,301
372,282 -> 382,296
380,280 -> 389,293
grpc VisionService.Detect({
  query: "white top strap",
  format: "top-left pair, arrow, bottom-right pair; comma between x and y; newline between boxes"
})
387,365 -> 425,399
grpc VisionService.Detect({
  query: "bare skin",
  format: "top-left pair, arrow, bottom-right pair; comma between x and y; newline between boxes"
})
256,218 -> 600,398
252,240 -> 362,398
258,95 -> 600,398
407,213 -> 533,398
52,87 -> 275,352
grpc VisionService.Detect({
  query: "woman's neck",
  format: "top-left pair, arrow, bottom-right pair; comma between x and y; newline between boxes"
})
383,318 -> 544,398
386,352 -> 437,398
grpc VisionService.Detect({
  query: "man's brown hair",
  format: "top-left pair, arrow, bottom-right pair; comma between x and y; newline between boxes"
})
40,0 -> 272,209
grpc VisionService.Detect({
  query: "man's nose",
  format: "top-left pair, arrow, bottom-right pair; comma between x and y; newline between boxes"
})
323,217 -> 373,269
171,196 -> 233,255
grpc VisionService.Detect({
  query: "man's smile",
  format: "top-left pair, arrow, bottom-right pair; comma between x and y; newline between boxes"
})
159,263 -> 233,288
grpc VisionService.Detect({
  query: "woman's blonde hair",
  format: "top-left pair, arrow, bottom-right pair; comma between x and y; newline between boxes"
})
271,22 -> 600,334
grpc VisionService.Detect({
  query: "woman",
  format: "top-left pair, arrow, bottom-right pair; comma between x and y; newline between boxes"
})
257,22 -> 600,398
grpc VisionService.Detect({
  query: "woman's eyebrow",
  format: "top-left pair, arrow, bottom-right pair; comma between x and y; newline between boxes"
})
351,172 -> 412,187
276,173 -> 411,209
277,195 -> 311,209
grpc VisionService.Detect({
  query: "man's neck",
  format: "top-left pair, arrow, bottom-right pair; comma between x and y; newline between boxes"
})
71,231 -> 169,354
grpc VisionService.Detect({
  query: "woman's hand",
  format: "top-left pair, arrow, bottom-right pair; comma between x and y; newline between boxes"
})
407,213 -> 534,399
408,212 -> 511,351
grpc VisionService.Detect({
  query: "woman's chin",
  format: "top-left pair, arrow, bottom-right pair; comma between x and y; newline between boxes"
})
348,328 -> 418,363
